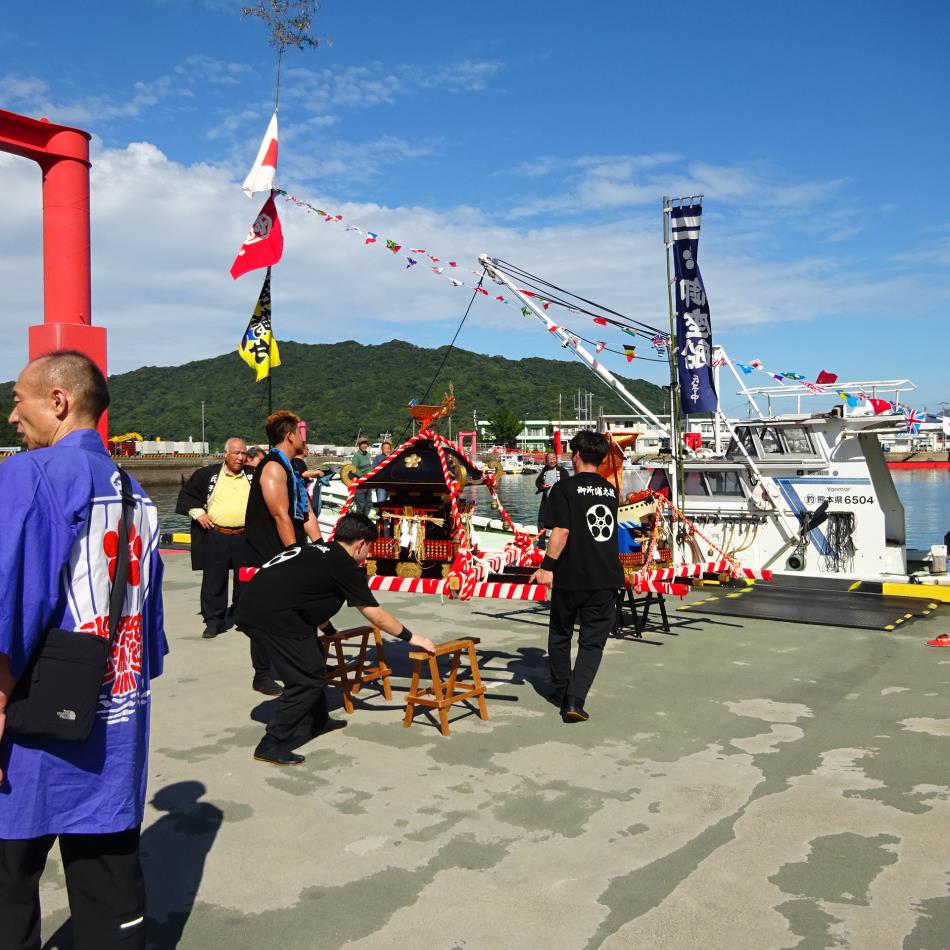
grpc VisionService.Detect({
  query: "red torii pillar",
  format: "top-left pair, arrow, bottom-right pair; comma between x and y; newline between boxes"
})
0,107 -> 108,442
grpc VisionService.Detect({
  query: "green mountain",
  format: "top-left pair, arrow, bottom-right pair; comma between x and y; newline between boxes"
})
0,340 -> 668,448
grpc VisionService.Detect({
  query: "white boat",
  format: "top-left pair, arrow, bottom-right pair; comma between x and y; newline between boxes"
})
635,409 -> 909,580
476,253 -> 934,585
498,453 -> 525,475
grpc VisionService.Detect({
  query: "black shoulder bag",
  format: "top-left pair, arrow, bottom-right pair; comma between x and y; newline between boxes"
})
6,470 -> 136,743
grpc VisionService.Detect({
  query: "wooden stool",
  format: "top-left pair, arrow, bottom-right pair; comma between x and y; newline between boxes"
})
320,626 -> 393,714
403,637 -> 488,737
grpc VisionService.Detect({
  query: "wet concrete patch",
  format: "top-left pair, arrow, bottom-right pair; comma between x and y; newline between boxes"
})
770,832 -> 900,906
774,898 -> 846,949
902,894 -> 950,950
156,835 -> 509,950
492,778 -> 625,839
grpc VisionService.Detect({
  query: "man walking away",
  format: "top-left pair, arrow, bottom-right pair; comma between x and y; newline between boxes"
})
0,351 -> 167,950
530,430 -> 622,723
236,513 -> 435,766
534,450 -> 570,549
244,411 -> 322,696
176,438 -> 253,639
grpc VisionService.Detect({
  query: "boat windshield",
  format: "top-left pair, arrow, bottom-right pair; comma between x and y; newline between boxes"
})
705,470 -> 744,496
782,426 -> 813,454
686,470 -> 745,497
726,426 -> 758,459
759,427 -> 784,454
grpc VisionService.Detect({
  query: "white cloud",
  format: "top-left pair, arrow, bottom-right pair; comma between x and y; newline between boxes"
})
502,154 -> 856,243
0,55 -> 252,127
0,141 -> 943,395
282,59 -> 502,115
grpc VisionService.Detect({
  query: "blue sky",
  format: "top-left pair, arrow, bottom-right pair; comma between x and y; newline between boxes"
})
2,0 -> 948,414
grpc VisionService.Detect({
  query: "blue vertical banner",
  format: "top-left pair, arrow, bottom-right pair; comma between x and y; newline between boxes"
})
670,204 -> 718,414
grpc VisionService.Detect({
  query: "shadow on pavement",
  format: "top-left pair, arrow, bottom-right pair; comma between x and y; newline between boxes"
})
42,782 -> 223,950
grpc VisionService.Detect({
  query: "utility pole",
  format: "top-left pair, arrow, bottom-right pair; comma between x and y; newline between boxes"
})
201,400 -> 206,453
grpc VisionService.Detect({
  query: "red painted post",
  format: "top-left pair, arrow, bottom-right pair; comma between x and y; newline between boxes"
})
0,108 -> 107,443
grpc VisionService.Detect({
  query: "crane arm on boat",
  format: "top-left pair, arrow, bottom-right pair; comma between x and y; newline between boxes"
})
478,254 -> 669,434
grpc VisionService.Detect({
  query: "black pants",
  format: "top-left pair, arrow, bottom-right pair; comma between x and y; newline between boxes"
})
0,827 -> 145,950
199,530 -> 248,631
547,587 -> 616,703
246,629 -> 329,752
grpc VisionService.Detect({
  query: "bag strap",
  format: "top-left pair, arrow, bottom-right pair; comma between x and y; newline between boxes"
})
108,470 -> 136,649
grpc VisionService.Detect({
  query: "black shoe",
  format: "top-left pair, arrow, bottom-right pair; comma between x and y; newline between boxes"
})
561,698 -> 590,723
202,623 -> 222,639
252,675 -> 283,697
253,746 -> 305,767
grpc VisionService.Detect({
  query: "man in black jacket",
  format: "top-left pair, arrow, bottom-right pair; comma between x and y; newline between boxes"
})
175,438 -> 254,639
534,451 -> 570,548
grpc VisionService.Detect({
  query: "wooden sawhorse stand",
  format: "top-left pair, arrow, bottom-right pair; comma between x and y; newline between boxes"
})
320,626 -> 393,714
403,637 -> 488,736
613,584 -> 671,639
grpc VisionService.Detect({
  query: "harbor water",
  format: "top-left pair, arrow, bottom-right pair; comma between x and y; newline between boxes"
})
147,468 -> 949,550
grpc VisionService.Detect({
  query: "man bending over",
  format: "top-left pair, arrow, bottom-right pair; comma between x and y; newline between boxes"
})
235,513 -> 435,766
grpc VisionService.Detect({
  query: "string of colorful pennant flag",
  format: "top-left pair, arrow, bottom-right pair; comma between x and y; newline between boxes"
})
274,188 -> 671,361
729,358 -> 924,431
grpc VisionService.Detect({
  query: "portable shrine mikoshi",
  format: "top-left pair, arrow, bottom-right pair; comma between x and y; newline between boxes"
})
333,395 -> 549,602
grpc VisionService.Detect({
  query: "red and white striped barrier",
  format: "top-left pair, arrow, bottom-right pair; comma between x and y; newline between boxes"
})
632,578 -> 690,597
366,574 -> 548,602
367,575 -> 447,596
471,581 -> 548,602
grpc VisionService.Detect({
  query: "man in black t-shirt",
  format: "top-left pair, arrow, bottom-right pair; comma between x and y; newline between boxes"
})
235,513 -> 435,767
530,430 -> 623,723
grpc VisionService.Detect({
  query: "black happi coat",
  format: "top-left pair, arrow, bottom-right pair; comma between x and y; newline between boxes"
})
175,463 -> 253,570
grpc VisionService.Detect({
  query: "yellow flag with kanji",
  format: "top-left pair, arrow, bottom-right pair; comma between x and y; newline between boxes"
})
238,268 -> 281,382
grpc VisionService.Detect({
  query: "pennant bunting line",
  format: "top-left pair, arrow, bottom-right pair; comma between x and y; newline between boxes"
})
274,188 -> 671,353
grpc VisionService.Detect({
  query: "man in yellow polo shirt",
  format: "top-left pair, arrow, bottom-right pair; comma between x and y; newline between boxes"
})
176,438 -> 255,640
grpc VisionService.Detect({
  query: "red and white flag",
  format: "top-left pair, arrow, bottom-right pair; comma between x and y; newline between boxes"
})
230,194 -> 284,280
242,112 -> 279,197
595,341 -> 606,353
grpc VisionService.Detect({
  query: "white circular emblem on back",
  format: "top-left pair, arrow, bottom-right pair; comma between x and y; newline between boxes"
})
262,546 -> 302,570
586,503 -> 614,541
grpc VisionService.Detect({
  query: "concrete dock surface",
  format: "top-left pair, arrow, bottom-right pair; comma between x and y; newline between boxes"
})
37,553 -> 950,949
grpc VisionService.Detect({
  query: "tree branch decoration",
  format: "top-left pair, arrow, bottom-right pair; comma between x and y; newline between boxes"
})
241,0 -> 325,51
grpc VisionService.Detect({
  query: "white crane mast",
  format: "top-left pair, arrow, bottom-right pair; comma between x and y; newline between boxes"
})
478,255 -> 670,433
